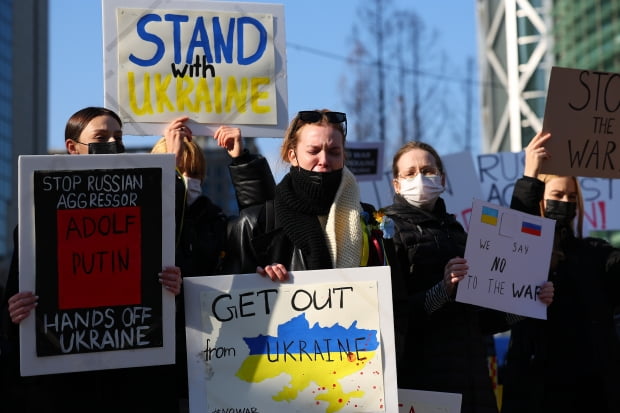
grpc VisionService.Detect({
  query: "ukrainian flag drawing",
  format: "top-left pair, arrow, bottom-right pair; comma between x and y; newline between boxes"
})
521,220 -> 542,236
236,313 -> 381,412
481,206 -> 499,226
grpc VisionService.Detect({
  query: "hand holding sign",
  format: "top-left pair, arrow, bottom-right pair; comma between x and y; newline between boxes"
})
455,199 -> 555,319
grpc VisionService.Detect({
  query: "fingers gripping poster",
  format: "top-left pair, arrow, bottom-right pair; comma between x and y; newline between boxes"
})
18,154 -> 175,376
184,267 -> 398,413
456,199 -> 555,320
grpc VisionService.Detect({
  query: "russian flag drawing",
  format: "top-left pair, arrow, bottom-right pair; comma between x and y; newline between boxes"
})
521,220 -> 542,236
481,206 -> 498,225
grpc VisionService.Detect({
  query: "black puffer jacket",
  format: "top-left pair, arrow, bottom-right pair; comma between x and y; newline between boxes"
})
224,201 -> 384,274
502,176 -> 620,413
173,152 -> 275,398
384,194 -> 507,413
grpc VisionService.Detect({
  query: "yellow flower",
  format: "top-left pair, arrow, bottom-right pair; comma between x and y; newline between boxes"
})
373,209 -> 385,223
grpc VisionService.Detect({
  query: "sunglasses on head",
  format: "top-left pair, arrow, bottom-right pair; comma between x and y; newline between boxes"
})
296,111 -> 347,136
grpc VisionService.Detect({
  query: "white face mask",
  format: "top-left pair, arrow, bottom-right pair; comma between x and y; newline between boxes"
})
398,173 -> 444,209
183,175 -> 203,206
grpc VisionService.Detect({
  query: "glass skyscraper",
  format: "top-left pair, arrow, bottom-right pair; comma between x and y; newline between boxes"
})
477,0 -> 620,153
0,0 -> 47,288
553,1 -> 620,71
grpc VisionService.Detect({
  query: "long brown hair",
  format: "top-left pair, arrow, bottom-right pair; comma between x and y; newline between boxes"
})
65,107 -> 122,142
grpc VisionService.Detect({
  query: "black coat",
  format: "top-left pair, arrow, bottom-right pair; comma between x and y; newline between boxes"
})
502,176 -> 620,413
173,153 -> 275,398
384,195 -> 507,413
224,200 -> 385,274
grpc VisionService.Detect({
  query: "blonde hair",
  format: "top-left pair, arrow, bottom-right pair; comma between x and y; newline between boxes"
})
151,137 -> 206,182
538,174 -> 584,238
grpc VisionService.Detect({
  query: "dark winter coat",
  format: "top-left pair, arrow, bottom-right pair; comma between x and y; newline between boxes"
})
223,200 -> 385,274
384,194 -> 508,413
502,176 -> 620,413
173,152 -> 275,399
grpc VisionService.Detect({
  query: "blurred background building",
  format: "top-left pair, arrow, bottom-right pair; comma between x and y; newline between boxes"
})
477,0 -> 620,153
1,0 -> 48,289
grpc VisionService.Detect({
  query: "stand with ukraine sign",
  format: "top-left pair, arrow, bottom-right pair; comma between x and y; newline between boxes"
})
102,0 -> 288,137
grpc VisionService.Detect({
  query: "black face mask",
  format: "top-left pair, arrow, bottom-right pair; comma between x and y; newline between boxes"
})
289,166 -> 343,208
87,141 -> 125,154
544,199 -> 577,224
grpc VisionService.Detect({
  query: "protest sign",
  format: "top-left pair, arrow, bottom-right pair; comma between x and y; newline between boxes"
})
18,154 -> 175,376
184,266 -> 398,413
541,66 -> 620,178
345,141 -> 384,182
440,151 -> 482,231
456,199 -> 555,319
398,389 -> 462,413
477,151 -> 620,233
102,0 -> 288,137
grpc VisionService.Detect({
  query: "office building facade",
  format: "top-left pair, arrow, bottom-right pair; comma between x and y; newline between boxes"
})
0,0 -> 48,286
477,0 -> 620,153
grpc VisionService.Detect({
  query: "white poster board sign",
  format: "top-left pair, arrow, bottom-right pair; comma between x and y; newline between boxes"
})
18,154 -> 175,376
184,266 -> 398,412
541,66 -> 620,178
441,151 -> 482,231
102,0 -> 288,137
398,389 -> 462,413
456,199 -> 554,320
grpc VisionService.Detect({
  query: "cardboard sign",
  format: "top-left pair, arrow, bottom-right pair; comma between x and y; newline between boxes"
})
184,267 -> 398,413
456,199 -> 554,320
541,66 -> 620,178
102,0 -> 288,137
398,389 -> 462,413
18,154 -> 175,376
345,141 -> 384,182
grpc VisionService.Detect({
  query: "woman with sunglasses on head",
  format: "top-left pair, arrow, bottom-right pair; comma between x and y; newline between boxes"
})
224,109 -> 387,280
382,141 -> 554,413
501,132 -> 620,413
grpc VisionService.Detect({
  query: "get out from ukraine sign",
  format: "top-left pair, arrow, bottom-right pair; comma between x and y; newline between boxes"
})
102,0 -> 288,137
